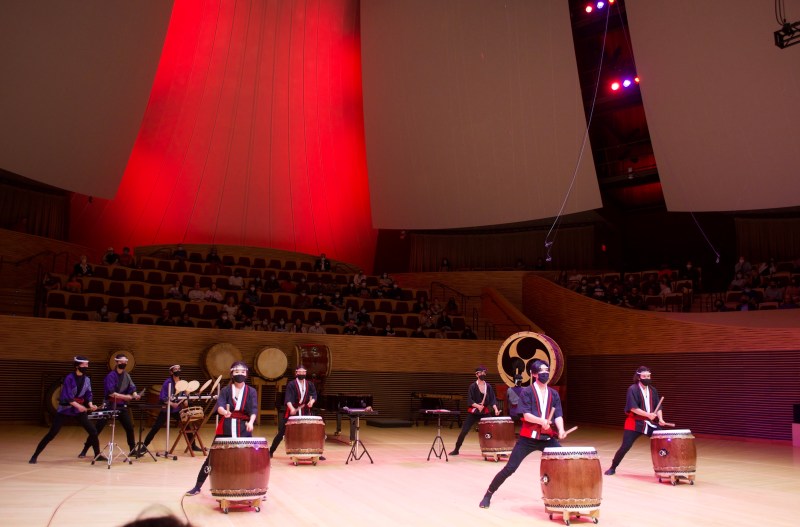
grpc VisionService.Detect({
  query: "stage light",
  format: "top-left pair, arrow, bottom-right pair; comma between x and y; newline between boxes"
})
775,20 -> 800,48
622,79 -> 632,88
585,5 -> 593,13
596,1 -> 605,8
634,76 -> 640,83
610,81 -> 620,91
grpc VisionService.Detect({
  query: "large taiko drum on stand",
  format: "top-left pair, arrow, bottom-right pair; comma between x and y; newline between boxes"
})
497,332 -> 564,388
540,447 -> 602,524
650,429 -> 696,485
285,415 -> 325,465
478,416 -> 515,461
203,343 -> 243,379
209,437 -> 271,513
254,347 -> 288,381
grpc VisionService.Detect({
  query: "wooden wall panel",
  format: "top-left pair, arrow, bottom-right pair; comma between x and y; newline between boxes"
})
522,274 -> 800,441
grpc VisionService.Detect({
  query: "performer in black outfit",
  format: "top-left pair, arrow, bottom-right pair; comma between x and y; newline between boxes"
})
605,365 -> 666,475
269,365 -> 324,459
30,356 -> 104,463
138,364 -> 200,455
186,361 -> 258,496
449,365 -> 501,456
479,360 -> 566,508
79,354 -> 141,457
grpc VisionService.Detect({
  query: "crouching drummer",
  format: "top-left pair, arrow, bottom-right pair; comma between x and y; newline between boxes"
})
30,356 -> 104,464
185,361 -> 257,496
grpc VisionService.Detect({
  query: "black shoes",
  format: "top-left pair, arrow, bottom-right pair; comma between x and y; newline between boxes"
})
77,448 -> 89,459
448,450 -> 459,456
269,450 -> 275,458
479,492 -> 492,508
185,487 -> 201,496
95,455 -> 108,462
319,455 -> 326,461
191,444 -> 204,452
28,456 -> 37,464
604,468 -> 615,476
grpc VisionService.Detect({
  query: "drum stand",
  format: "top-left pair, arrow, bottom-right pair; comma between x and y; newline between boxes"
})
345,413 -> 373,464
132,402 -> 158,462
424,410 -> 459,461
92,401 -> 132,469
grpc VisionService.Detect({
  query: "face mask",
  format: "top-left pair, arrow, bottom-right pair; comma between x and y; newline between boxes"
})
173,371 -> 181,378
537,373 -> 550,383
117,363 -> 127,370
477,374 -> 486,381
78,367 -> 89,375
232,374 -> 246,383
639,378 -> 651,386
296,375 -> 306,380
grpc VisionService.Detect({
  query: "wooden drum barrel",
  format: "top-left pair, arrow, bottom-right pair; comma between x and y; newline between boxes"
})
478,416 -> 515,461
650,429 -> 696,485
209,437 -> 271,503
285,415 -> 325,465
540,447 -> 602,522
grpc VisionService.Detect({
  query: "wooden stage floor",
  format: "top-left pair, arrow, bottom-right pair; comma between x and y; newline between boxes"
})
2,422 -> 798,527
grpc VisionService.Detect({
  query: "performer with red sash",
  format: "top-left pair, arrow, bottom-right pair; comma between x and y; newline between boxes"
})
479,360 -> 566,508
185,361 -> 257,496
269,365 -> 321,458
449,365 -> 501,456
30,356 -> 103,463
604,365 -> 665,476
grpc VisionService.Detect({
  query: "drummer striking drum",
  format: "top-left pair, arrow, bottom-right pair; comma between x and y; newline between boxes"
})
138,365 -> 201,456
186,361 -> 258,496
449,365 -> 501,456
30,356 -> 104,464
269,365 -> 323,459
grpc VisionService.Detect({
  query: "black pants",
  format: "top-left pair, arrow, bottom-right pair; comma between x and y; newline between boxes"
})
609,429 -> 645,470
487,436 -> 561,493
143,408 -> 185,447
34,411 -> 100,459
453,412 -> 485,451
270,412 -> 287,454
87,407 -> 136,451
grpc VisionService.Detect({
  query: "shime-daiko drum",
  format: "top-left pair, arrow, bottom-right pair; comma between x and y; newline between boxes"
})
209,437 -> 271,513
540,446 -> 602,525
650,429 -> 696,485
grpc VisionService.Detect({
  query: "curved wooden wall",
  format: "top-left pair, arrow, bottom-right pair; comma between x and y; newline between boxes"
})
0,315 -> 499,423
522,274 -> 800,441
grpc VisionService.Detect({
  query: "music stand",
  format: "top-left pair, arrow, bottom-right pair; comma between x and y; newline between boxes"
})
344,408 -> 377,464
423,409 -> 459,461
132,400 -> 160,462
92,399 -> 132,469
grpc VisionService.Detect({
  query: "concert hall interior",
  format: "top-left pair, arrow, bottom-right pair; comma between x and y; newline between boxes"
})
1,1 -> 800,526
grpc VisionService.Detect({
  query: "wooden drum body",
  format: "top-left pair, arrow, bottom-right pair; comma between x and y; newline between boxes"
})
209,437 -> 271,510
285,416 -> 325,465
478,417 -> 515,461
540,447 -> 602,523
650,429 -> 697,485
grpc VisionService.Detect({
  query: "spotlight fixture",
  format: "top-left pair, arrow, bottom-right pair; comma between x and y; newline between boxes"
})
775,20 -> 800,48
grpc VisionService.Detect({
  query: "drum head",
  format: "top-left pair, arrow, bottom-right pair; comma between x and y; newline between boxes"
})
186,380 -> 200,394
197,378 -> 212,394
107,350 -> 136,372
497,332 -> 564,387
174,379 -> 189,394
254,347 -> 288,381
203,343 -> 243,378
210,374 -> 223,394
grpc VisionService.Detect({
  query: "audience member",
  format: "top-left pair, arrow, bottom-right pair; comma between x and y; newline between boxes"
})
42,272 -> 61,291
274,318 -> 289,332
172,244 -> 188,261
64,274 -> 83,293
315,253 -> 331,272
440,257 -> 451,272
187,283 -> 205,302
167,281 -> 185,300
116,307 -> 134,323
228,271 -> 244,290
91,304 -> 111,322
222,296 -> 239,319
176,312 -> 195,327
102,247 -> 119,265
215,312 -> 234,329
764,280 -> 784,302
245,284 -> 260,304
307,320 -> 326,335
204,283 -> 223,303
410,326 -> 427,338
734,256 -> 752,277
73,255 -> 93,277
118,247 -> 135,267
156,309 -> 175,326
343,320 -> 359,335
461,326 -> 478,340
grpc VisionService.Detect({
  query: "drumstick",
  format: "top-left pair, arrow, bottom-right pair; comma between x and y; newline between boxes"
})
564,426 -> 578,436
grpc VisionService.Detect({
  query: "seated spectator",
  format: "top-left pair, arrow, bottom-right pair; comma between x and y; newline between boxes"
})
118,246 -> 135,267
590,279 -> 607,301
264,274 -> 281,292
295,277 -> 310,295
239,297 -> 255,320
779,293 -> 799,309
329,291 -> 344,309
116,306 -> 134,323
356,308 -> 372,327
357,280 -> 371,298
440,257 -> 451,272
445,297 -> 459,316
343,320 -> 359,335
342,306 -> 357,325
215,312 -> 234,329
623,287 -> 645,310
222,296 -> 239,319
314,253 -> 331,272
312,293 -> 330,310
228,271 -> 244,290
429,298 -> 443,316
249,276 -> 263,291
352,272 -> 367,287
461,326 -> 478,340
176,312 -> 195,327
205,283 -> 223,303
42,272 -> 61,291
412,298 -> 429,314
410,326 -> 427,338
102,247 -> 119,265
576,278 -> 590,296
167,280 -> 185,300
736,295 -> 757,311
206,247 -> 223,274
385,283 -> 403,300
341,282 -> 358,297
371,288 -> 385,300
418,310 -> 435,329
784,276 -> 800,301
307,320 -> 326,334
245,285 -> 260,304
734,256 -> 752,277
623,274 -> 640,293
658,278 -> 672,297
757,257 -> 777,279
64,274 -> 83,293
359,321 -> 377,336
239,318 -> 256,331
434,327 -> 448,339
156,309 -> 175,326
187,283 -> 205,302
381,324 -> 397,337
172,244 -> 188,261
763,280 -> 784,302
713,299 -> 729,312
73,255 -> 93,277
255,316 -> 273,332
293,291 -> 312,309
378,272 -> 393,289
729,272 -> 747,291
607,287 -> 623,306
274,318 -> 289,332
437,312 -> 453,330
679,260 -> 699,289
91,304 -> 110,322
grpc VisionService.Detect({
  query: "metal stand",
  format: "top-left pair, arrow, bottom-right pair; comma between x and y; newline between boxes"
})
92,401 -> 132,469
424,410 -> 459,461
155,383 -> 178,460
345,413 -> 374,464
132,402 -> 159,462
